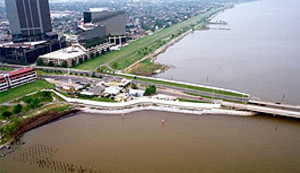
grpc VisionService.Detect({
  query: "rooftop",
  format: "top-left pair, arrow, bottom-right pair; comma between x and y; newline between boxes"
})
9,68 -> 34,77
89,8 -> 109,12
40,44 -> 87,60
0,41 -> 48,48
103,86 -> 122,96
77,23 -> 104,31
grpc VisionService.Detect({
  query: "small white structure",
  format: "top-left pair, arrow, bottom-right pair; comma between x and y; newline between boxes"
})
119,78 -> 132,87
80,91 -> 95,97
75,85 -> 84,91
129,89 -> 145,97
62,86 -> 72,91
39,44 -> 88,67
103,86 -> 122,96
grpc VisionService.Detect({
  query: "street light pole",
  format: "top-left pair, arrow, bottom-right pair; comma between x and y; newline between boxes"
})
281,94 -> 285,103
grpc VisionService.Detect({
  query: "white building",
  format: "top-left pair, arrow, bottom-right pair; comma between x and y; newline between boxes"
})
119,78 -> 132,87
128,89 -> 145,97
103,86 -> 122,97
39,44 -> 88,67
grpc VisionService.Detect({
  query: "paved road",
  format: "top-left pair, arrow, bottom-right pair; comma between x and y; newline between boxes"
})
222,101 -> 300,119
248,100 -> 300,112
43,75 -> 300,118
43,74 -> 244,103
2,64 -> 250,102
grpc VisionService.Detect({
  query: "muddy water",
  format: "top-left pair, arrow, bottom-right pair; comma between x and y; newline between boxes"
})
155,0 -> 300,104
1,111 -> 300,173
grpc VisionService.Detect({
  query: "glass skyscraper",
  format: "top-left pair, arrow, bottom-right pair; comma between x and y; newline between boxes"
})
5,0 -> 52,42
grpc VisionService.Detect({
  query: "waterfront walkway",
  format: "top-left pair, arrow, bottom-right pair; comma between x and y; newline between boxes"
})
46,89 -> 257,117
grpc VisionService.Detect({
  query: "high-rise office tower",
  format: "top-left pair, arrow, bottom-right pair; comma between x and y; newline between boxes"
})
83,9 -> 126,36
82,8 -> 126,45
5,0 -> 52,42
0,0 -> 62,64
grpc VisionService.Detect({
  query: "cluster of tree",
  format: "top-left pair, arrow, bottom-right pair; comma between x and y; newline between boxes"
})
25,97 -> 41,109
144,85 -> 157,96
2,104 -> 23,119
0,116 -> 23,140
24,92 -> 52,109
1,92 -> 52,120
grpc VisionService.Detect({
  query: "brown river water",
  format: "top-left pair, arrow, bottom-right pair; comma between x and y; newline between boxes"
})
1,0 -> 300,172
156,0 -> 300,104
1,111 -> 300,173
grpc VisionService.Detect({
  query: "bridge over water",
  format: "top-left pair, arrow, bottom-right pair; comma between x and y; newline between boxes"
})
222,101 -> 300,119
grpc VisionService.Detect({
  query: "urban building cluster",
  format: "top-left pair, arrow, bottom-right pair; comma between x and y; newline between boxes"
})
0,0 -> 226,66
0,0 -> 62,64
0,0 -> 127,65
46,75 -> 175,103
126,1 -> 221,39
0,5 -> 11,43
47,0 -> 224,39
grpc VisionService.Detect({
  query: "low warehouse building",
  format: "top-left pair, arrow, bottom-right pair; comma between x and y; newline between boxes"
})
39,44 -> 88,67
102,86 -> 122,97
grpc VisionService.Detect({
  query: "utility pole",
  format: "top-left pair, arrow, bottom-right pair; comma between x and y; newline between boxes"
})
281,94 -> 285,109
281,94 -> 285,103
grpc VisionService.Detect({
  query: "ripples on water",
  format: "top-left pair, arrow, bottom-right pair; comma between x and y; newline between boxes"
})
156,0 -> 300,104
2,1 -> 300,172
1,112 -> 300,173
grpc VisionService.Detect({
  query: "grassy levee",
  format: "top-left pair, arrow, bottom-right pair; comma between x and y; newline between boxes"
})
129,58 -> 166,76
114,73 -> 247,98
73,7 -> 224,71
0,79 -> 55,104
183,92 -> 247,104
109,9 -> 220,70
138,78 -> 246,97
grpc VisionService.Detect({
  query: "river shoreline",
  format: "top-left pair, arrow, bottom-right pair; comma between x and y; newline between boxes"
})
79,105 -> 256,116
146,6 -> 234,76
125,6 -> 233,75
0,109 -> 79,152
0,104 -> 255,155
